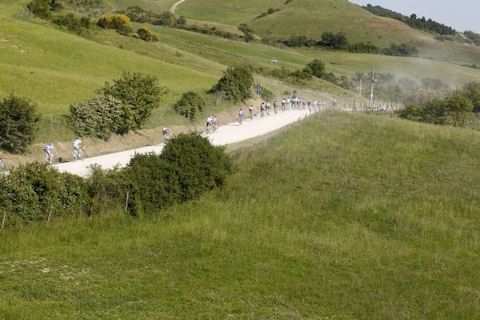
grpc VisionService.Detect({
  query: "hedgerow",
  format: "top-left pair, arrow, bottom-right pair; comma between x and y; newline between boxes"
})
0,133 -> 232,227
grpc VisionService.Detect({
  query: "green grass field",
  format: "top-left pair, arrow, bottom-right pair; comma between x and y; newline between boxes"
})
1,112 -> 479,319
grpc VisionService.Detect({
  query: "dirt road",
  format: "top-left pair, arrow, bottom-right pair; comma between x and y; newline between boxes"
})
170,0 -> 187,14
54,108 -> 317,177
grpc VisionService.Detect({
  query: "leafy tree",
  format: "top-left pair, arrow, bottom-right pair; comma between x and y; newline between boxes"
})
304,59 -> 326,78
212,66 -> 254,102
101,72 -> 168,129
161,133 -> 232,201
320,32 -> 349,49
462,82 -> 480,112
173,91 -> 206,121
69,95 -> 132,139
0,94 -> 39,153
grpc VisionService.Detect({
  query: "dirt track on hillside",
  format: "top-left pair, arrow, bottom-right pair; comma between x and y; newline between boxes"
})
54,108 -> 318,177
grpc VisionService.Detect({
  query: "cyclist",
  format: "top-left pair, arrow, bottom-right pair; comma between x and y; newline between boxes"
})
162,126 -> 170,143
206,116 -> 213,133
281,98 -> 286,111
287,98 -> 291,109
266,102 -> 271,115
44,143 -> 55,164
212,115 -> 218,131
238,108 -> 244,124
72,137 -> 83,160
260,102 -> 265,117
273,100 -> 278,114
248,105 -> 254,120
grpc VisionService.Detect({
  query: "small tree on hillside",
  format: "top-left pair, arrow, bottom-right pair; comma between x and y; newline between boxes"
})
173,91 -> 206,121
212,65 -> 254,102
69,95 -> 132,140
137,27 -> 158,42
100,72 -> 168,129
304,59 -> 326,79
0,94 -> 39,153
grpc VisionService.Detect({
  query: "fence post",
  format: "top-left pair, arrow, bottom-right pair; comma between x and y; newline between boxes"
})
46,205 -> 53,227
1,210 -> 6,230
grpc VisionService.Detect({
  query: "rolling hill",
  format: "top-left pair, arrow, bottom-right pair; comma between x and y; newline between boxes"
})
1,111 -> 479,318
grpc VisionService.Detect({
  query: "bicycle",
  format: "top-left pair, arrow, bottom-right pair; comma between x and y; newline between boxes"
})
73,148 -> 87,161
46,153 -> 57,165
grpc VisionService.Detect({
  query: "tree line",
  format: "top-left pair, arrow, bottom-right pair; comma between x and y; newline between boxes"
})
282,32 -> 418,57
363,4 -> 456,36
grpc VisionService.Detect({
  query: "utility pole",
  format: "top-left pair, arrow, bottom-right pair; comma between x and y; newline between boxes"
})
369,69 -> 377,106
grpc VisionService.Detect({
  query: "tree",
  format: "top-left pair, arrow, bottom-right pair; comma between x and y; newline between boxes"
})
173,91 -> 206,121
212,66 -> 254,102
101,72 -> 168,129
69,95 -> 132,139
304,59 -> 326,79
0,94 -> 40,153
462,82 -> 480,112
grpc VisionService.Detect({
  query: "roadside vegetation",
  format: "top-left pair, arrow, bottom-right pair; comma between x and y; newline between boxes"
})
0,133 -> 231,228
0,112 -> 479,318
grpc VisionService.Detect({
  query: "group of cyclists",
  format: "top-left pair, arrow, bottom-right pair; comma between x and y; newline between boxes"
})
42,137 -> 86,165
1,94 -> 323,167
205,115 -> 219,133
234,97 -> 322,126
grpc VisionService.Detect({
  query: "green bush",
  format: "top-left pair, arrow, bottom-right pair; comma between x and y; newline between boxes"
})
398,90 -> 473,127
173,91 -> 206,121
101,72 -> 168,129
0,94 -> 40,153
137,27 -> 158,42
98,14 -> 131,34
304,59 -> 326,79
27,0 -> 62,18
69,95 -> 132,139
161,133 -> 232,201
53,13 -> 91,34
0,163 -> 89,227
89,133 -> 232,216
212,66 -> 254,102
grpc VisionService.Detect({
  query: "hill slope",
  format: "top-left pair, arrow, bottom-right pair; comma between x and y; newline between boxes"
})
1,112 -> 479,318
176,0 -> 480,65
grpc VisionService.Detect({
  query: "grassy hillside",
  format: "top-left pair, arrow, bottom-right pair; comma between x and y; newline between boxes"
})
177,0 -> 424,46
176,0 -> 480,65
1,112 -> 479,318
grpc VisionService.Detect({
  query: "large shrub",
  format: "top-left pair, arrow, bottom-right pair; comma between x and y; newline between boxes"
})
161,133 -> 232,201
398,91 -> 473,127
0,163 -> 89,227
173,91 -> 206,121
97,13 -> 130,29
101,72 -> 168,129
0,94 -> 40,153
27,0 -> 62,18
88,133 -> 232,216
304,59 -> 326,79
69,95 -> 132,139
212,66 -> 254,102
137,27 -> 158,42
